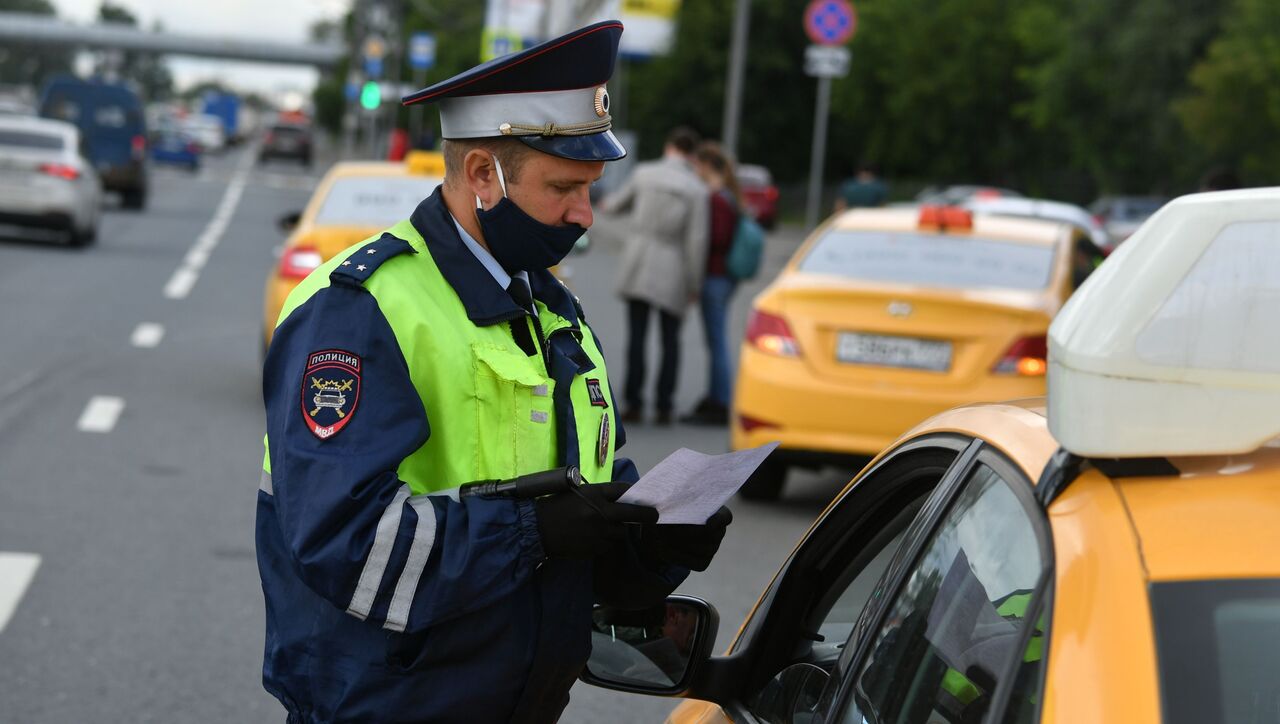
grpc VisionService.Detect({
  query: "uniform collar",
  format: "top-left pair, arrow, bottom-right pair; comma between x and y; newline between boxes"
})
410,187 -> 581,330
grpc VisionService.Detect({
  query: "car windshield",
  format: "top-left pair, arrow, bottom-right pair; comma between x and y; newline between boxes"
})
1151,579 -> 1280,724
0,129 -> 64,150
738,166 -> 772,187
313,176 -> 441,227
798,229 -> 1057,291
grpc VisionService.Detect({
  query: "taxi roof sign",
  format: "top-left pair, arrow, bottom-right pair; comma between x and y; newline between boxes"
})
405,150 -> 445,176
1048,187 -> 1280,457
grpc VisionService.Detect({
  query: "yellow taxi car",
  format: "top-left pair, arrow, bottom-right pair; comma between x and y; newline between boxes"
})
580,188 -> 1280,723
734,205 -> 1102,499
262,151 -> 445,346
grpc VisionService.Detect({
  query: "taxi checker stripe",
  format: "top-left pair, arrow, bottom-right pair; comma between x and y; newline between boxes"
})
346,485 -> 412,621
382,496 -> 439,633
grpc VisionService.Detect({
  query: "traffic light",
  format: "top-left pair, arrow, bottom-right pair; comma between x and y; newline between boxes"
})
360,81 -> 381,110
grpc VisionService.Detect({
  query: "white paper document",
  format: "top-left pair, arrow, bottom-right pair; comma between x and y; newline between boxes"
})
618,442 -> 780,524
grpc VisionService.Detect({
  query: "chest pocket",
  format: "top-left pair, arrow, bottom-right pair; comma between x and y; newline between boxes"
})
471,342 -> 557,478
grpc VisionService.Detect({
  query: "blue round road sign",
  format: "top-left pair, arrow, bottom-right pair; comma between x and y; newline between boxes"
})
804,0 -> 856,46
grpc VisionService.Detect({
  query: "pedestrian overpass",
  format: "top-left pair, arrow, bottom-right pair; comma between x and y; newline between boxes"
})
0,12 -> 344,67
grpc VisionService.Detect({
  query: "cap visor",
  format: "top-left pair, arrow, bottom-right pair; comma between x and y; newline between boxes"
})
518,130 -> 627,162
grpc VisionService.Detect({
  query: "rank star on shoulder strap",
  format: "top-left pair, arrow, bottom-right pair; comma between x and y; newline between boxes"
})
330,232 -> 417,287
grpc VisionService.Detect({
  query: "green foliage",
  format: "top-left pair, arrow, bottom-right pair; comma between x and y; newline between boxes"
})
620,0 -> 1250,199
0,0 -> 73,89
1177,0 -> 1280,183
96,1 -> 174,102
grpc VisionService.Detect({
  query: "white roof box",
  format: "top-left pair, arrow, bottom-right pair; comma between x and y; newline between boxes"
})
1048,187 -> 1280,457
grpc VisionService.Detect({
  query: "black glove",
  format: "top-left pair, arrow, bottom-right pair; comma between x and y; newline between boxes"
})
641,506 -> 733,571
534,482 -> 659,559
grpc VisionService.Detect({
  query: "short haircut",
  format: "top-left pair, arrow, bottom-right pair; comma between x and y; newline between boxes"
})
442,138 -> 534,189
665,126 -> 700,155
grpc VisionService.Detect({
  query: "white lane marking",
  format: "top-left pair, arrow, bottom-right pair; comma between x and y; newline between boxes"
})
163,268 -> 199,299
162,151 -> 254,300
130,323 -> 165,348
0,553 -> 41,633
77,396 -> 125,433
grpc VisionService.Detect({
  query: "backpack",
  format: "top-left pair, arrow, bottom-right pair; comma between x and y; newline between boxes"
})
726,211 -> 766,281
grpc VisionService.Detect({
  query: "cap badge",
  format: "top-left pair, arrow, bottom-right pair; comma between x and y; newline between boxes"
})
593,87 -> 610,118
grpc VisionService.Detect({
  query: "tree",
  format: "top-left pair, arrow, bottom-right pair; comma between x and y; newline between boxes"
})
1177,0 -> 1280,184
1013,0 -> 1225,195
96,1 -> 173,101
0,0 -> 73,90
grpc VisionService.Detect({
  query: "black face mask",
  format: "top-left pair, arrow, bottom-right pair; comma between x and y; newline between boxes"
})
476,155 -> 585,274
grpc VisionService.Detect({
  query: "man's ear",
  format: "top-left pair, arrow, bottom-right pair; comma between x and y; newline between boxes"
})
464,149 -> 501,209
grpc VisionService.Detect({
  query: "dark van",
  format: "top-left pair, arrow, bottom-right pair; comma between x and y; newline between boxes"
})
39,75 -> 148,209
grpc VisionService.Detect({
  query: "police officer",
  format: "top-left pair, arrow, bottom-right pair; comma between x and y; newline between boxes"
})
256,20 -> 732,724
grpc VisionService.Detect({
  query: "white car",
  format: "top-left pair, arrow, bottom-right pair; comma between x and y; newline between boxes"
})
182,113 -> 226,153
965,196 -> 1114,252
0,116 -> 102,246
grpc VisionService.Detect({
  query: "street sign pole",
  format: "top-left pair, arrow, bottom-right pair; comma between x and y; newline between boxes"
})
721,0 -> 751,158
805,75 -> 833,230
802,0 -> 856,230
407,32 -> 435,146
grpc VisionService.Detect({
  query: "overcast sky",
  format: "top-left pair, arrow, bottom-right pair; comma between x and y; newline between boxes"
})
53,0 -> 350,97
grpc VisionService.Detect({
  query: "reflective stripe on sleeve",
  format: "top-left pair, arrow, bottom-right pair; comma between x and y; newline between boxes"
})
259,470 -> 273,495
382,496 -> 439,633
346,485 -> 412,621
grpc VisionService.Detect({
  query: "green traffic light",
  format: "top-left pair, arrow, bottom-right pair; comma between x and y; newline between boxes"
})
360,82 -> 381,110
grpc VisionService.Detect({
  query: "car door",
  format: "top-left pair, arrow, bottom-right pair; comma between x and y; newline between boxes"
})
814,441 -> 1052,724
681,434 -> 971,723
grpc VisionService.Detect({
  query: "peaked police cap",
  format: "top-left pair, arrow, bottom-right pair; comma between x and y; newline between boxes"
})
402,20 -> 626,162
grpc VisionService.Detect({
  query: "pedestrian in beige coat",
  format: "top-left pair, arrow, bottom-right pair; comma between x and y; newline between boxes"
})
600,127 -> 709,425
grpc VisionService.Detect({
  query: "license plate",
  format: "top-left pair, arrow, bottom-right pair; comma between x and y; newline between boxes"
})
837,332 -> 952,371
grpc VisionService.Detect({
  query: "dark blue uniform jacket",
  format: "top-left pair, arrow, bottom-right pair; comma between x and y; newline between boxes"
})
256,190 -> 686,723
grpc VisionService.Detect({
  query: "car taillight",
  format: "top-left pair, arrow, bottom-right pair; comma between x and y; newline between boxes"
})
278,246 -> 324,280
993,335 -> 1048,376
39,163 -> 80,180
746,309 -> 800,357
738,414 -> 779,432
131,134 -> 146,159
765,187 -> 779,201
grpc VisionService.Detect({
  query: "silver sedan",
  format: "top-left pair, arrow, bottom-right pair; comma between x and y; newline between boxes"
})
0,115 -> 103,246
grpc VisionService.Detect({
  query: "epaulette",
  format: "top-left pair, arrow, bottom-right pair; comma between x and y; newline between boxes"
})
329,233 -> 417,287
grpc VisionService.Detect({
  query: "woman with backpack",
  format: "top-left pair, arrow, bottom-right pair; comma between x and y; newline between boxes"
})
683,142 -> 748,426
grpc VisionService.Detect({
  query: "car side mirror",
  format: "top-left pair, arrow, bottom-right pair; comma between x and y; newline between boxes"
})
579,595 -> 719,696
277,211 -> 302,233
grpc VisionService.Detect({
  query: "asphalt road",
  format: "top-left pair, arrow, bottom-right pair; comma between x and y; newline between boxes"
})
0,145 -> 861,723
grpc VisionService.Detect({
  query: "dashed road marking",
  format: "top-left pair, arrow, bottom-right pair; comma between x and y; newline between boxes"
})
162,151 -> 254,300
130,323 -> 165,348
77,396 -> 125,433
0,552 -> 40,633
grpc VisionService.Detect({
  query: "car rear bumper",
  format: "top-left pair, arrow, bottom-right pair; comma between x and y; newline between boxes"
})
731,346 -> 1045,457
99,162 -> 146,192
0,181 -> 92,230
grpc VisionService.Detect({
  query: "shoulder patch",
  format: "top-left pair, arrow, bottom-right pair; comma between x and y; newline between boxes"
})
329,233 -> 417,287
302,349 -> 362,439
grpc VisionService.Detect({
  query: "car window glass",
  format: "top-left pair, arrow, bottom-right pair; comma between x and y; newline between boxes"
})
0,129 -> 65,150
313,176 -> 442,227
815,527 -> 908,650
1150,578 -> 1280,724
839,463 -> 1046,724
799,230 -> 1056,291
